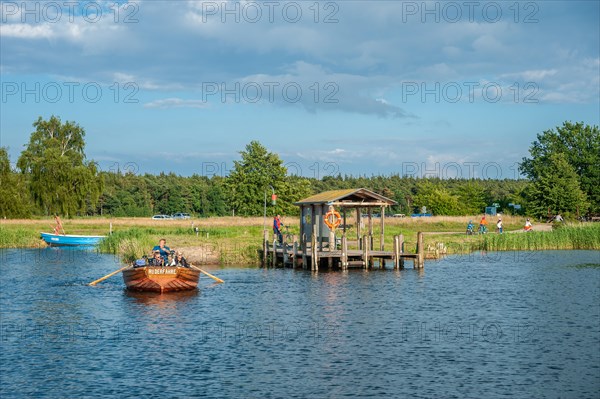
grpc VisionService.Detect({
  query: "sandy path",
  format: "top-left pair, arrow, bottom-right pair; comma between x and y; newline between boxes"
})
423,223 -> 554,235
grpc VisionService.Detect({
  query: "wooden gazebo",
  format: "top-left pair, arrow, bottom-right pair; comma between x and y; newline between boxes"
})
263,188 -> 423,270
294,188 -> 397,252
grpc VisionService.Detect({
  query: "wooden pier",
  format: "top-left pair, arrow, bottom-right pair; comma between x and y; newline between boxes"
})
262,188 -> 425,270
262,231 -> 425,270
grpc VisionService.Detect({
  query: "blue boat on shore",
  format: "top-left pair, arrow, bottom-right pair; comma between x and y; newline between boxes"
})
40,232 -> 106,247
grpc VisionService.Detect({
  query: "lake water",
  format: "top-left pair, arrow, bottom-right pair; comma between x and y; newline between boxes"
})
1,249 -> 599,398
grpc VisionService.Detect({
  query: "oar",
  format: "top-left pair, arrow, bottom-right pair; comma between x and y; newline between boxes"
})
190,265 -> 224,283
88,265 -> 131,286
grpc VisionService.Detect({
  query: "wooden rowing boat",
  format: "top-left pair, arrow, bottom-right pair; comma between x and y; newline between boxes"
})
122,266 -> 200,293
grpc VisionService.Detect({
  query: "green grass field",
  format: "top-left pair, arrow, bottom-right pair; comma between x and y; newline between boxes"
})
1,216 -> 598,265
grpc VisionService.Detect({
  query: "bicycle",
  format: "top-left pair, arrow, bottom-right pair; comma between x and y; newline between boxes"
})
282,226 -> 294,244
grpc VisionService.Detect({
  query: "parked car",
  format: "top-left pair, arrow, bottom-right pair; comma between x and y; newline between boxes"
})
152,214 -> 172,220
172,213 -> 191,219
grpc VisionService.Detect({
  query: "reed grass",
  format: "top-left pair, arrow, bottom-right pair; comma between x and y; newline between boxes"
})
471,223 -> 600,251
96,225 -> 267,264
2,217 -> 598,264
0,226 -> 41,248
97,229 -> 157,262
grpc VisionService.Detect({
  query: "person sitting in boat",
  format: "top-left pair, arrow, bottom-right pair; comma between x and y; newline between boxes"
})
171,251 -> 189,268
148,250 -> 165,266
152,238 -> 171,264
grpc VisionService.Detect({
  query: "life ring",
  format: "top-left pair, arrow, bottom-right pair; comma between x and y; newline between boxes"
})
324,210 -> 341,230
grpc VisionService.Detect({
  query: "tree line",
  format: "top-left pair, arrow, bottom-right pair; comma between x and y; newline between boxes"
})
1,117 -> 598,219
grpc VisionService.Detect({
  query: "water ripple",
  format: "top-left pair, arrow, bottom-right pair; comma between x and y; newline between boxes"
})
1,250 -> 599,398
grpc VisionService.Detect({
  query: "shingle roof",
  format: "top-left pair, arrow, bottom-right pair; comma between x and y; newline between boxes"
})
294,188 -> 397,206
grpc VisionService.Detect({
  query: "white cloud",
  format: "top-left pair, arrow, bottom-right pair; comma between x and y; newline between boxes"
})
1,1 -> 598,114
501,69 -> 558,81
472,34 -> 506,54
144,98 -> 208,109
235,61 -> 413,117
0,23 -> 55,39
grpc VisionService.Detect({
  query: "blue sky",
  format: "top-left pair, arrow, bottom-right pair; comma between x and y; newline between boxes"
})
1,0 -> 598,179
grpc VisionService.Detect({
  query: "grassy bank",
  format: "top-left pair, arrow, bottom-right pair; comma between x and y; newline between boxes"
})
471,223 -> 600,251
0,227 -> 41,248
1,217 -> 599,265
0,217 -> 268,265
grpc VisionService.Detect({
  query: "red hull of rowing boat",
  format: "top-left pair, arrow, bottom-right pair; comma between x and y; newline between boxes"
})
122,266 -> 200,292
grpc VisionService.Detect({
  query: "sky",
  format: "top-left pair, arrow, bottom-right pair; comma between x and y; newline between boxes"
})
1,0 -> 599,179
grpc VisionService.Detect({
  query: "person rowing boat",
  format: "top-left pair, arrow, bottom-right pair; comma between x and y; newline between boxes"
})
152,238 -> 171,264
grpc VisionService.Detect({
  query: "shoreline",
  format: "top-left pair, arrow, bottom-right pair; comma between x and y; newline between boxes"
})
2,217 -> 598,265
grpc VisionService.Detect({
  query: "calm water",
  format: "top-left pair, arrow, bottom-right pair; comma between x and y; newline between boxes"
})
1,249 -> 599,398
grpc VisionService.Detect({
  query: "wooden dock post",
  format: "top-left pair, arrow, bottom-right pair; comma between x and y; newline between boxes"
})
293,240 -> 299,268
272,240 -> 277,268
416,231 -> 424,268
368,208 -> 373,238
362,234 -> 369,269
356,208 -> 361,248
399,234 -> 405,268
262,230 -> 268,267
380,205 -> 385,251
302,234 -> 308,270
311,225 -> 318,271
283,237 -> 289,266
341,234 -> 348,270
328,219 -> 335,252
393,235 -> 400,269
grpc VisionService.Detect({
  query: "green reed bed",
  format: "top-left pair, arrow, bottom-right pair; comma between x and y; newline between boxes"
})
473,223 -> 600,252
97,225 -> 266,264
0,227 -> 40,248
97,229 -> 157,262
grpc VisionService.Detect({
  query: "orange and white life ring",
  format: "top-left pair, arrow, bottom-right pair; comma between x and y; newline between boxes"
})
324,210 -> 341,230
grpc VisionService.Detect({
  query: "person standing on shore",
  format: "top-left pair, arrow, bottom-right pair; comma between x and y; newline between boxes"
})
497,218 -> 503,234
273,215 -> 284,244
524,218 -> 533,232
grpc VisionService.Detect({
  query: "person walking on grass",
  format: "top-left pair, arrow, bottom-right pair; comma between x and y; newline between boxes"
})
497,218 -> 503,234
